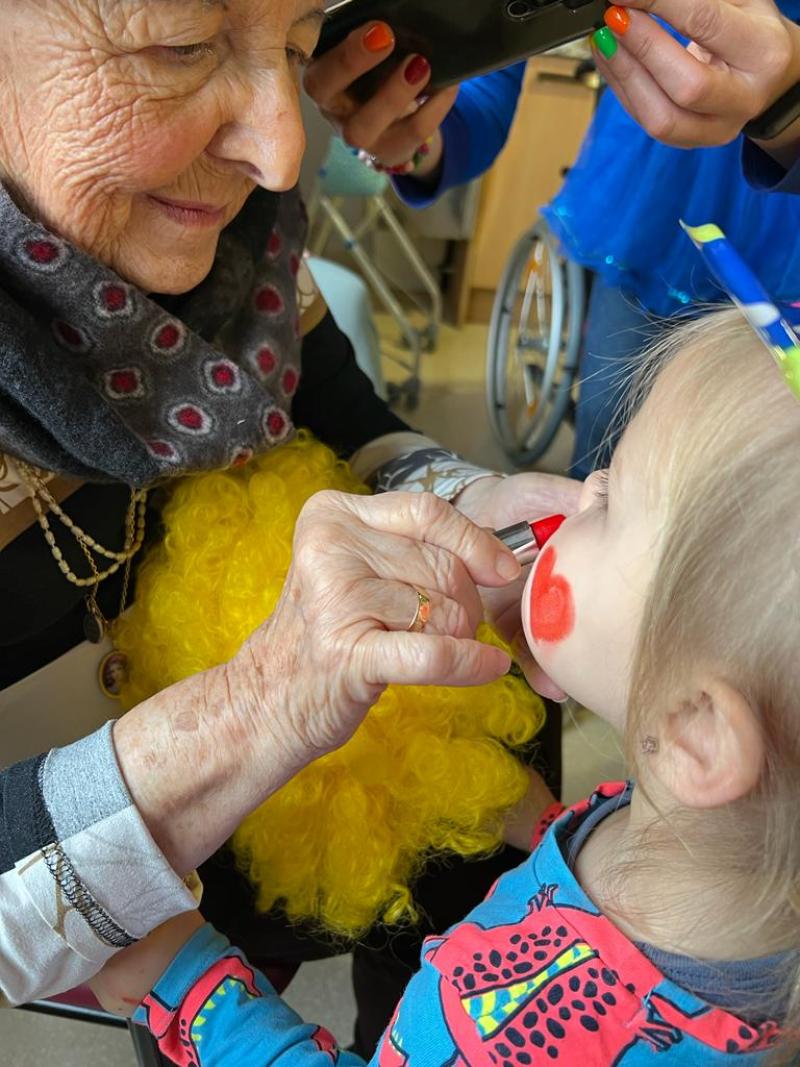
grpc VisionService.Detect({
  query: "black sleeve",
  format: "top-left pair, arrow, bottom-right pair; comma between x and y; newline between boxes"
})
0,484 -> 159,690
293,311 -> 413,458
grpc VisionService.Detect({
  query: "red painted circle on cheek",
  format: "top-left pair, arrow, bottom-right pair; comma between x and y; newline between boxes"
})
529,546 -> 575,644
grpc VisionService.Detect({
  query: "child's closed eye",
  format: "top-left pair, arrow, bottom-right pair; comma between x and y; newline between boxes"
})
592,468 -> 610,508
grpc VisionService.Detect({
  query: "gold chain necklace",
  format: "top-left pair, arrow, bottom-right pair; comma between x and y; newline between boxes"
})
16,459 -> 148,645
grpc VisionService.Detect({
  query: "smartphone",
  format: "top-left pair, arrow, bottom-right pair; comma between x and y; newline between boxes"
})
315,0 -> 609,101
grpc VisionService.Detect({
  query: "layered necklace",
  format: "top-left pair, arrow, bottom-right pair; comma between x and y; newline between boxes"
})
15,460 -> 148,695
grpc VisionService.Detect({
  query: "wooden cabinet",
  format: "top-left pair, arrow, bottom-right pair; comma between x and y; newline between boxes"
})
452,54 -> 597,324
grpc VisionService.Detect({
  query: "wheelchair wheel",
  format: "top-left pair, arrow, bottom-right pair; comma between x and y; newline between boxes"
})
487,218 -> 585,467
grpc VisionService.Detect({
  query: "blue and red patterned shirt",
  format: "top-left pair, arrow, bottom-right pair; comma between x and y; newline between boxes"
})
133,783 -> 782,1065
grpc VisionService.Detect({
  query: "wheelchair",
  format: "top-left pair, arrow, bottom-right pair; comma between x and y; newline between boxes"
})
486,215 -> 586,467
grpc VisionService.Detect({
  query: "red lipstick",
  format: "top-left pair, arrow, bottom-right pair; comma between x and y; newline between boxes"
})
494,514 -> 565,564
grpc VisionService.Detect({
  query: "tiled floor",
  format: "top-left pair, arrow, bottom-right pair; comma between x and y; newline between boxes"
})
1,315 -> 624,1064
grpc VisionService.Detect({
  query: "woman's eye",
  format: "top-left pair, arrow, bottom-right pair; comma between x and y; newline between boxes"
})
166,41 -> 216,60
286,46 -> 311,67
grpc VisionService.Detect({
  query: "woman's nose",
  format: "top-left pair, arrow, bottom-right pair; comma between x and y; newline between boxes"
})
207,68 -> 306,191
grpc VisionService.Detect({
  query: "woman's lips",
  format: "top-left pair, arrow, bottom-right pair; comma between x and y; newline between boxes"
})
146,195 -> 227,229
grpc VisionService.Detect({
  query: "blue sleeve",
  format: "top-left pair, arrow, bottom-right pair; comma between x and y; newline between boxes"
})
394,63 -> 526,208
132,923 -> 366,1067
742,137 -> 800,195
739,0 -> 800,194
372,938 -> 459,1063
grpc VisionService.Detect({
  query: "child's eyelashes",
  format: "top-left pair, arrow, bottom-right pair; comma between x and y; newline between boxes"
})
593,468 -> 610,508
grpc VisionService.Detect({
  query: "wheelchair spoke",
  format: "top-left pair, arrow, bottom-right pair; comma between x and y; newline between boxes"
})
487,218 -> 585,466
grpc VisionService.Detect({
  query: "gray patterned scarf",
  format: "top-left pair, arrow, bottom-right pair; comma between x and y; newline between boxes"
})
0,184 -> 307,487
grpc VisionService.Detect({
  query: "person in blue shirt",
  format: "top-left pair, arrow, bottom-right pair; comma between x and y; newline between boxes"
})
591,0 -> 800,192
305,0 -> 800,477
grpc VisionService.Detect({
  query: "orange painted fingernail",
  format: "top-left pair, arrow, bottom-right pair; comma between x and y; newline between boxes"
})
363,22 -> 394,53
604,5 -> 631,35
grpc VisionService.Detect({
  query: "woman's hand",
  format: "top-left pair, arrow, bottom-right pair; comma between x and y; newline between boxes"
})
595,0 -> 800,149
114,490 -> 516,882
304,22 -> 457,173
455,473 -> 582,700
228,490 -> 518,763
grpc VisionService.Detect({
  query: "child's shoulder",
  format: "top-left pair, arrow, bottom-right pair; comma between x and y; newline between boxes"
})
407,783 -> 778,1065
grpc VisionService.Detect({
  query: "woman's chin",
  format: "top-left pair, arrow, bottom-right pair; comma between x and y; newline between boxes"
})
114,242 -> 219,295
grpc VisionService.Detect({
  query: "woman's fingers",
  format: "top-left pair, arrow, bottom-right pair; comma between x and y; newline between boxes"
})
361,630 -> 511,689
304,22 -> 396,113
315,491 -> 521,589
369,87 -> 458,166
356,535 -> 484,635
617,0 -> 782,69
602,0 -> 800,142
596,48 -> 728,146
613,10 -> 754,117
305,23 -> 456,163
340,53 -> 433,150
609,5 -> 777,121
360,579 -> 476,638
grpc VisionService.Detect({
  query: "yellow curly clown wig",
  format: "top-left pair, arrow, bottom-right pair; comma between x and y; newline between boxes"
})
115,434 -> 544,937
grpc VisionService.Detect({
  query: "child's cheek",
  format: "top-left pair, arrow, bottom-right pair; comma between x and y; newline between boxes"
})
522,546 -> 576,648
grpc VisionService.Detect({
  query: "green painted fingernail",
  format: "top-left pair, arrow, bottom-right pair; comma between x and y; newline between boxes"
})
592,26 -> 618,59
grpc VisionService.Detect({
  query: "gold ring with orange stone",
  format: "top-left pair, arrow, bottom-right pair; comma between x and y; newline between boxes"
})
406,589 -> 432,633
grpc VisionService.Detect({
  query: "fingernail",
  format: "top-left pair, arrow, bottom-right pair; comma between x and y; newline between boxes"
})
404,55 -> 430,86
604,5 -> 631,35
592,26 -> 618,59
363,22 -> 394,53
496,553 -> 521,581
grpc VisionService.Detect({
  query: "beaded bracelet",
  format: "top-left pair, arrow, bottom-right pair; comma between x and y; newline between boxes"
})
358,136 -> 435,177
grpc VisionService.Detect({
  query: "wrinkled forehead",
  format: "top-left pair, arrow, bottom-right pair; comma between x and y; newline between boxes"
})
95,0 -> 320,33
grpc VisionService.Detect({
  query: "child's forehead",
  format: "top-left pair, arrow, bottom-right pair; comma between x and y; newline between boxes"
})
614,387 -> 676,507
627,351 -> 694,447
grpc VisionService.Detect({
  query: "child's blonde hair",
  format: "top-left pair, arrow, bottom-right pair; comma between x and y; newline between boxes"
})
623,309 -> 800,1059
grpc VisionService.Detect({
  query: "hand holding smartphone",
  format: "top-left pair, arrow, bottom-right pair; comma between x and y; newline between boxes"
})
315,0 -> 609,102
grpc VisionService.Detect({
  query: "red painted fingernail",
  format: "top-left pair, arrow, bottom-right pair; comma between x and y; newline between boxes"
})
363,22 -> 394,53
404,55 -> 430,86
604,5 -> 631,35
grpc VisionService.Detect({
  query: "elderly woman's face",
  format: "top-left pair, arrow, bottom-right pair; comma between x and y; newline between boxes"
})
0,0 -> 322,293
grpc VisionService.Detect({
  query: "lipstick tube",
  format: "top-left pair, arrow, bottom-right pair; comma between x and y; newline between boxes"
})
494,514 -> 565,564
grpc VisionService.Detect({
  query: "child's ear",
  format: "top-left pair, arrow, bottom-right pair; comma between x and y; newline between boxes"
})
652,679 -> 763,809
